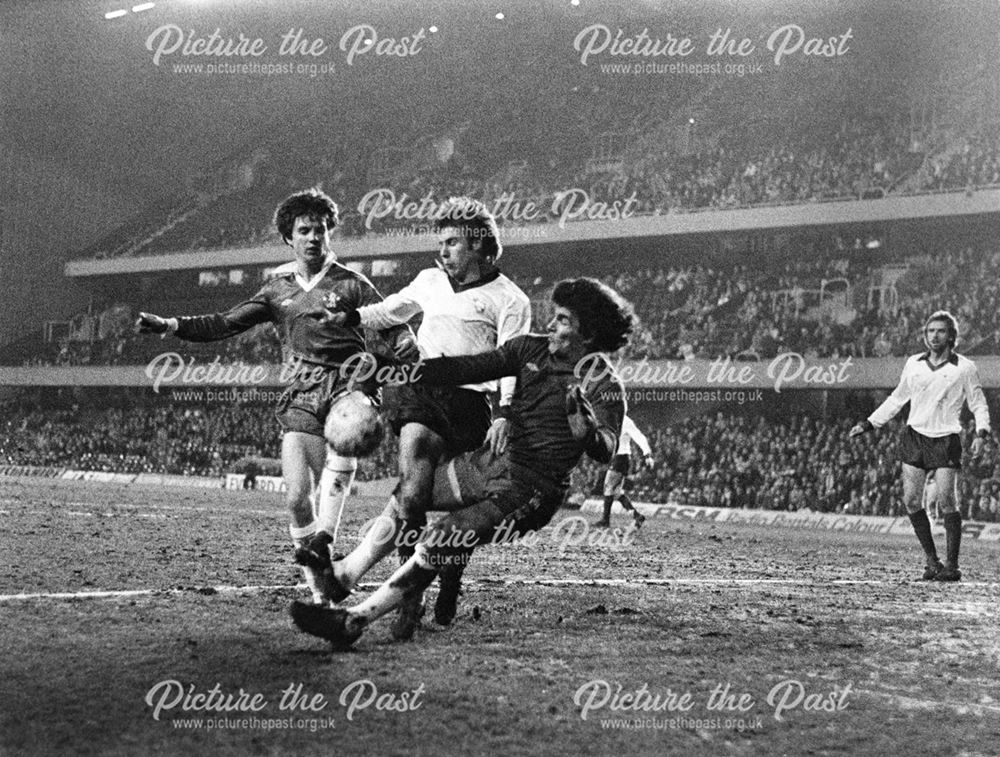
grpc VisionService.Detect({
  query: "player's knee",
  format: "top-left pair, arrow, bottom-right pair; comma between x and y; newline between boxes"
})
936,490 -> 958,513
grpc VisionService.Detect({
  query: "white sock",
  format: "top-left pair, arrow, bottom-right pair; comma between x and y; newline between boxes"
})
289,522 -> 317,542
316,452 -> 357,540
335,496 -> 401,589
349,546 -> 435,623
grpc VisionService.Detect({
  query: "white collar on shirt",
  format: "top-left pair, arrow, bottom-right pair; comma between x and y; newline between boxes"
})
272,257 -> 337,293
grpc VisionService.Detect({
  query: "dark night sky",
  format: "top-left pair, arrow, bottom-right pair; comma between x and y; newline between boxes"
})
1,0 -> 996,345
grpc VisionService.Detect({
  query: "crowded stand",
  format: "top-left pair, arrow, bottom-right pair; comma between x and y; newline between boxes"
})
4,392 -> 999,522
8,44 -> 999,526
66,53 -> 1000,262
569,414 -> 1000,523
0,391 -> 398,482
921,123 -> 1000,192
18,240 -> 1000,366
73,109 -> 982,259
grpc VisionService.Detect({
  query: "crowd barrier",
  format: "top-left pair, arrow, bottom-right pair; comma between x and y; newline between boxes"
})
582,499 -> 1000,541
222,474 -> 394,497
4,464 -> 996,540
0,465 -> 65,477
224,473 -> 285,492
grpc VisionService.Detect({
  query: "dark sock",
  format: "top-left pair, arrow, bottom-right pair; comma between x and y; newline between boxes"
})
943,511 -> 962,567
439,553 -> 468,582
601,496 -> 613,521
908,509 -> 938,562
309,530 -> 332,547
619,494 -> 635,512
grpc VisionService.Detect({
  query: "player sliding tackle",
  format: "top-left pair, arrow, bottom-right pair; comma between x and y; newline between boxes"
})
849,310 -> 991,582
307,197 -> 530,640
291,277 -> 634,649
136,188 -> 415,605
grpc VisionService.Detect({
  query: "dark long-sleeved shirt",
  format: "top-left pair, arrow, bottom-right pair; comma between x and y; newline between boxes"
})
173,260 -> 409,368
418,334 -> 625,490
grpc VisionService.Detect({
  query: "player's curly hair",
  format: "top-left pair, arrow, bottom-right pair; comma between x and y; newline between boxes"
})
924,310 -> 959,348
434,196 -> 502,262
552,277 -> 635,353
274,188 -> 339,241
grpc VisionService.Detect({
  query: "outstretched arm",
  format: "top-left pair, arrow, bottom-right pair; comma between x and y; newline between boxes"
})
417,341 -> 522,386
136,297 -> 271,342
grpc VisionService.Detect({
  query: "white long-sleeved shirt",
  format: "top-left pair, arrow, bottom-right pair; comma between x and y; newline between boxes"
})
357,267 -> 531,403
868,351 -> 991,438
616,415 -> 652,456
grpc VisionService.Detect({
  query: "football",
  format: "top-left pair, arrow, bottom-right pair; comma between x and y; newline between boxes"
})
324,390 -> 384,458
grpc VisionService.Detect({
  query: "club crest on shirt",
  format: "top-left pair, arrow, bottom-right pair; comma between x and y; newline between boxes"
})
323,292 -> 341,310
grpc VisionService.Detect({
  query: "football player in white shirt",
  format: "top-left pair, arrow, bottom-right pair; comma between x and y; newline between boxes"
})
849,311 -> 990,581
319,197 -> 531,636
594,415 -> 654,529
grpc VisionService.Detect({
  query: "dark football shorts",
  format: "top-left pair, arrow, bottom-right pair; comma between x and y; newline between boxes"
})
610,453 -> 631,476
899,426 -> 962,470
275,365 -> 378,439
382,383 -> 492,455
431,445 -> 511,509
422,466 -> 564,567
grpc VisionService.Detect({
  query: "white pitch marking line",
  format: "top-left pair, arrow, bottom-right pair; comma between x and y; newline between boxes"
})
55,505 -> 283,518
0,499 -> 283,518
859,688 -> 1000,715
922,606 -> 995,616
476,577 -> 1000,588
0,585 -> 294,602
4,576 -> 1000,603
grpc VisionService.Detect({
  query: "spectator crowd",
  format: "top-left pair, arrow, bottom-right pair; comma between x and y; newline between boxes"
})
12,240 -> 1000,367
570,414 -> 1000,523
0,394 -> 397,482
4,393 -> 1000,522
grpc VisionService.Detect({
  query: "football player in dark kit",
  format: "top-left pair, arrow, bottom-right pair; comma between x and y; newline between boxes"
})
290,277 -> 635,649
849,310 -> 991,582
137,188 -> 415,604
